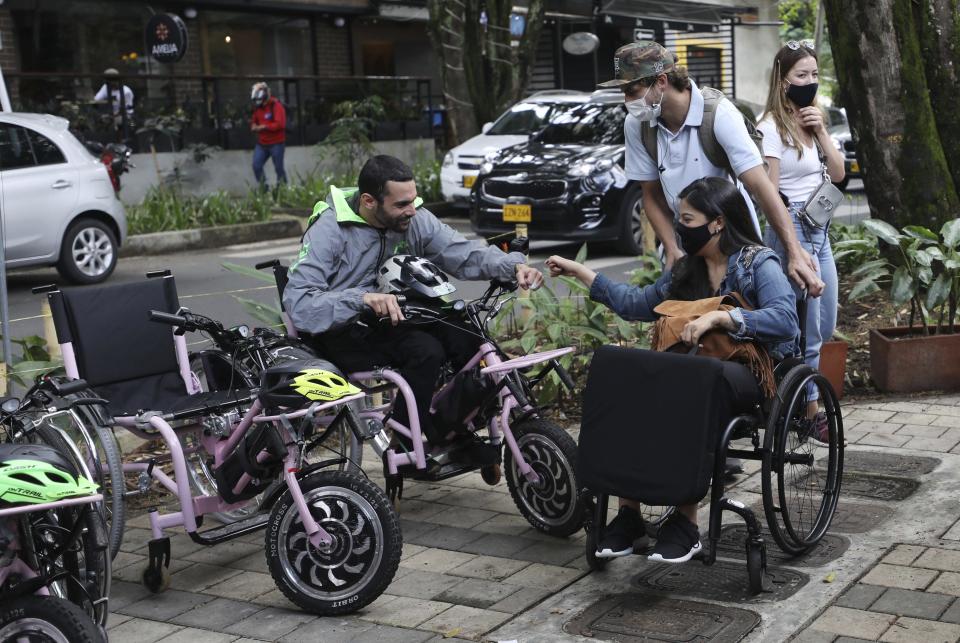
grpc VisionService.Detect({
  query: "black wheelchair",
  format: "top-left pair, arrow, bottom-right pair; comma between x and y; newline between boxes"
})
578,335 -> 844,594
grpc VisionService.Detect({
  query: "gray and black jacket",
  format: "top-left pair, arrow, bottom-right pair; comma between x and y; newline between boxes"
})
283,185 -> 525,335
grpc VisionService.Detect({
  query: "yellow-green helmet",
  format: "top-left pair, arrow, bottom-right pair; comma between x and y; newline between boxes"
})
0,443 -> 98,506
259,359 -> 361,410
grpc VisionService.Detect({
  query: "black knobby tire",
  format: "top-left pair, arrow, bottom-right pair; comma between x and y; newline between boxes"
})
32,419 -> 125,561
265,470 -> 401,615
0,596 -> 104,643
56,218 -> 118,285
504,419 -> 585,537
615,184 -> 646,256
761,365 -> 843,555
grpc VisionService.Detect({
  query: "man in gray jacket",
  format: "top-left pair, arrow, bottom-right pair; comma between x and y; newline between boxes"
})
284,155 -> 542,448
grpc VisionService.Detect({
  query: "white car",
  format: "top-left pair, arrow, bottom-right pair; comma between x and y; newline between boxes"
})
440,90 -> 593,208
0,113 -> 127,284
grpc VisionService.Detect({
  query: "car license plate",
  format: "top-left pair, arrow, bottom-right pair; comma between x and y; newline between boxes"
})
503,204 -> 531,223
850,160 -> 860,173
462,175 -> 476,188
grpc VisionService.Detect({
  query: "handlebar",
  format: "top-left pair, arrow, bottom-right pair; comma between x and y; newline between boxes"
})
255,259 -> 280,271
149,309 -> 192,332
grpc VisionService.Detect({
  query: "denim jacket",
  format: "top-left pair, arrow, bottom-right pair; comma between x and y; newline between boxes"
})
589,246 -> 799,359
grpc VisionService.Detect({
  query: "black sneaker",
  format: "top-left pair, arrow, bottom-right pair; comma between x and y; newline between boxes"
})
648,513 -> 702,564
452,435 -> 502,466
596,506 -> 647,559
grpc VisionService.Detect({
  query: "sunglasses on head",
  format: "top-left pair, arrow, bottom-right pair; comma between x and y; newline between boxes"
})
786,40 -> 815,51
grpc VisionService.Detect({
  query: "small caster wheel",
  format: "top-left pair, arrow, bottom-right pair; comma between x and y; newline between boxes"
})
481,463 -> 501,486
585,531 -> 608,571
746,541 -> 765,595
141,565 -> 171,593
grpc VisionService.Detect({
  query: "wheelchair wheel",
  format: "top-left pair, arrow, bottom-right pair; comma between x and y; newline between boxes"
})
505,419 -> 585,537
585,530 -> 608,571
265,470 -> 401,615
762,365 -> 843,555
639,504 -> 674,538
32,419 -> 126,562
0,596 -> 103,643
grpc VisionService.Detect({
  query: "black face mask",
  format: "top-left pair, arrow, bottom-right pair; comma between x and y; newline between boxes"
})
786,82 -> 818,108
677,222 -> 716,256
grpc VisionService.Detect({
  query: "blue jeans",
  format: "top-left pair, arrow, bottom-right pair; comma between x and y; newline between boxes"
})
253,142 -> 287,186
763,203 -> 839,389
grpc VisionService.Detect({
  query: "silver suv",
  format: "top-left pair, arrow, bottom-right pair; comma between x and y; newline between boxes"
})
1,113 -> 127,284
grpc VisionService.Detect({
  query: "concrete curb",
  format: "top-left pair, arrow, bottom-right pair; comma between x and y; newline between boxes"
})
120,215 -> 304,258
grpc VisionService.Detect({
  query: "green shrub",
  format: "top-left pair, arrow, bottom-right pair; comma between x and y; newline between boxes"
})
128,187 -> 272,235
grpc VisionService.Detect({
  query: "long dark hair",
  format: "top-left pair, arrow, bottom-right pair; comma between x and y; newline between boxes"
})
669,177 -> 764,301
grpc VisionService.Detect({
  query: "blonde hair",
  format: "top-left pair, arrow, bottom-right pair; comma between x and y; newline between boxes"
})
762,45 -> 820,158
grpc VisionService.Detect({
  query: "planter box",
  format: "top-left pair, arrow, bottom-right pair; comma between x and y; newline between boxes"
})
869,327 -> 960,393
820,340 -> 847,399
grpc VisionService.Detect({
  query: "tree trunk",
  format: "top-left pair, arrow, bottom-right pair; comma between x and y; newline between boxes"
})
428,0 -> 547,144
823,0 -> 959,229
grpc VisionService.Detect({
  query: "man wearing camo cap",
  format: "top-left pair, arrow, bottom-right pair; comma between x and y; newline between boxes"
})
601,41 -> 821,294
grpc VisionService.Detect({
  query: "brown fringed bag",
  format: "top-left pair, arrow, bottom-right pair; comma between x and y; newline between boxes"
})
650,293 -> 776,398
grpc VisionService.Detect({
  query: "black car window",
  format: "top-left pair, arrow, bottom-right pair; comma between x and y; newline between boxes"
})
26,128 -> 66,166
539,103 -> 625,145
488,102 -> 555,135
0,124 -> 36,170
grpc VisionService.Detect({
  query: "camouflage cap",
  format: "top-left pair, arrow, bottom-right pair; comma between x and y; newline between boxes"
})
597,41 -> 676,88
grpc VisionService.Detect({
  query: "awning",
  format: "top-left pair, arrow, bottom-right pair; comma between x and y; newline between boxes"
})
601,0 -> 752,25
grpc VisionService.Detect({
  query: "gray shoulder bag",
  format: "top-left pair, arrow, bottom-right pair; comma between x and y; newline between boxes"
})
799,138 -> 843,229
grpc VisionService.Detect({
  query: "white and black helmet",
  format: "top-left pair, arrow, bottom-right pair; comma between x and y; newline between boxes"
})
377,255 -> 456,300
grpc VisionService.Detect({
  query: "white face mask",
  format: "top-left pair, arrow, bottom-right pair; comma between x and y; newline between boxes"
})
625,84 -> 662,123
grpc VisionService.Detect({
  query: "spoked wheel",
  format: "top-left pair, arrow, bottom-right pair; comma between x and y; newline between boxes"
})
0,597 -> 103,643
31,418 -> 125,561
761,365 -> 844,555
505,419 -> 584,537
639,504 -> 675,539
21,503 -> 111,626
266,470 -> 401,615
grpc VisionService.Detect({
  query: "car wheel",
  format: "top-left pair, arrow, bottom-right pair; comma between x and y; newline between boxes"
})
615,184 -> 645,256
57,217 -> 118,284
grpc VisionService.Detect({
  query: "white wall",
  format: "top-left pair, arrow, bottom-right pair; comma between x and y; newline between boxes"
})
733,2 -> 782,114
119,139 -> 436,205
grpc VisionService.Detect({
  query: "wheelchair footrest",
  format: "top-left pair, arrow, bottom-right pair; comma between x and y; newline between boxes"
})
188,511 -> 270,546
412,462 -> 480,482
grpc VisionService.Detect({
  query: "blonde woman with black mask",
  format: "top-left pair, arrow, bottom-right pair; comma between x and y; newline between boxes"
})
757,41 -> 845,438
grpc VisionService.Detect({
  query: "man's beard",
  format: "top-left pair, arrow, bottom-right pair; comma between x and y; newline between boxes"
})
376,205 -> 413,232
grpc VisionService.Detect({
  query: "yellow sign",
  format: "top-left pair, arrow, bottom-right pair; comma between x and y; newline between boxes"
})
503,204 -> 531,223
462,175 -> 476,188
850,160 -> 860,174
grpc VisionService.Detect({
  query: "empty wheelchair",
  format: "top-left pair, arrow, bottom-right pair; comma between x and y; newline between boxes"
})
36,273 -> 401,615
579,343 -> 844,594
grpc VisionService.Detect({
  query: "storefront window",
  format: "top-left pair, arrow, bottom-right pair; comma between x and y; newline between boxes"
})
201,11 -> 312,77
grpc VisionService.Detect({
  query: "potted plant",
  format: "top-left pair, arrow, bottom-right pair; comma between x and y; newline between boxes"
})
848,218 -> 960,392
820,332 -> 850,398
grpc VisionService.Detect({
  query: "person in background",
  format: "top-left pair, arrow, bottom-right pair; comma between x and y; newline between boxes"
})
250,82 -> 287,189
93,68 -> 134,136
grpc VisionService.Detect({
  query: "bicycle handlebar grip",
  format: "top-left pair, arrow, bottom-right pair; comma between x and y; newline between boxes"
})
49,378 -> 89,396
552,360 -> 575,392
255,259 -> 279,270
148,310 -> 188,326
502,376 -> 530,408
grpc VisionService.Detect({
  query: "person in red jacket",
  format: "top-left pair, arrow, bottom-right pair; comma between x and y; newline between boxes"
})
250,82 -> 287,187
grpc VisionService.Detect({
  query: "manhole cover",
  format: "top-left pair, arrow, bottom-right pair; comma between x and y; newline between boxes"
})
823,500 -> 889,534
841,472 -> 920,501
631,559 -> 808,603
564,593 -> 760,642
714,525 -> 850,567
842,451 -> 939,477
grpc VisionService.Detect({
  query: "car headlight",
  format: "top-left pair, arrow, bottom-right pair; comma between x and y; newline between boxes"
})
442,151 -> 454,167
480,161 -> 494,175
567,162 -> 595,178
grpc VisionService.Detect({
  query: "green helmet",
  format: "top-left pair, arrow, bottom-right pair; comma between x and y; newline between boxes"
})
0,443 -> 98,506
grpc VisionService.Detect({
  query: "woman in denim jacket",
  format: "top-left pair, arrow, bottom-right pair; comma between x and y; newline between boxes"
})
546,176 -> 799,566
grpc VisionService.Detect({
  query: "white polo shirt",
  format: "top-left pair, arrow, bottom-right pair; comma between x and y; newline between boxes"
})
624,80 -> 763,235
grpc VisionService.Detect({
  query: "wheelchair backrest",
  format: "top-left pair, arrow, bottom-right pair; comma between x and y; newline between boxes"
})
46,275 -> 187,414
